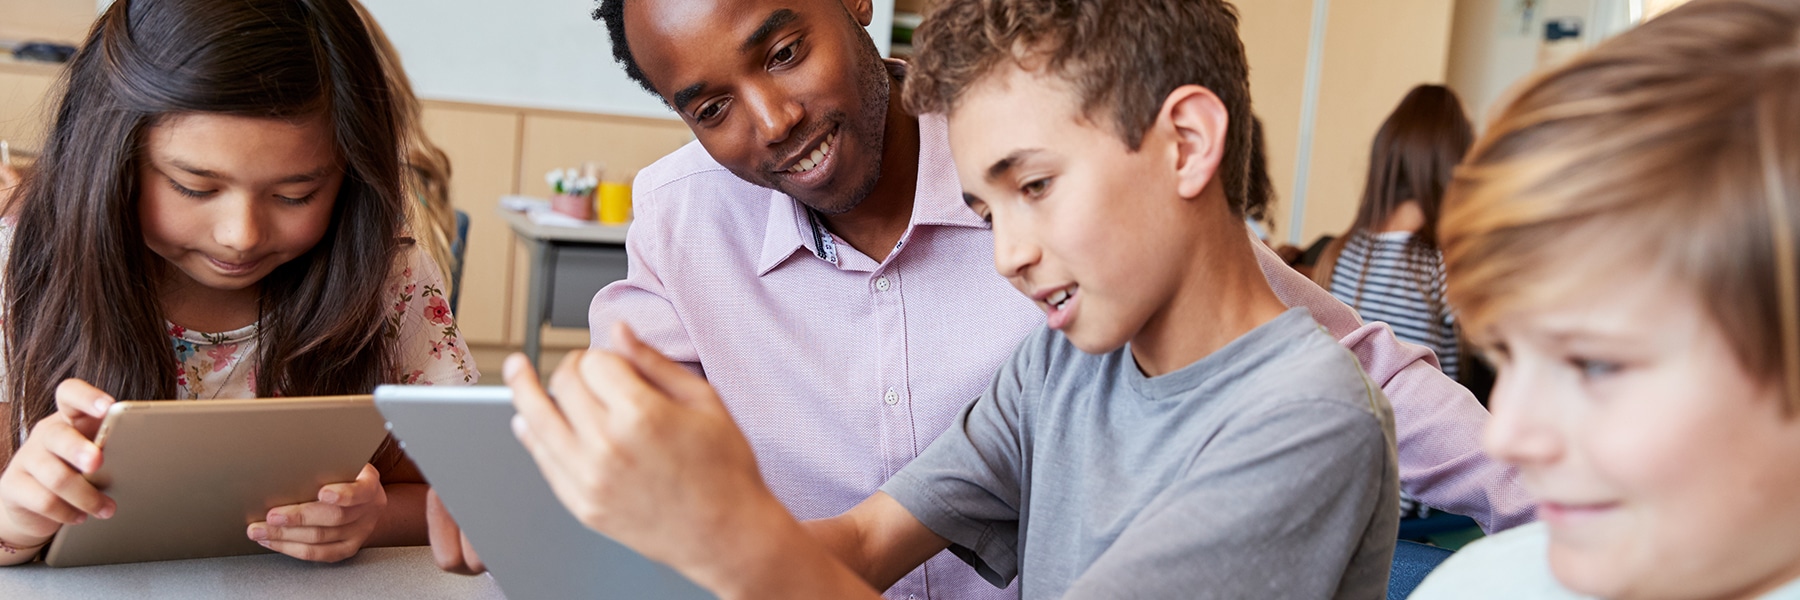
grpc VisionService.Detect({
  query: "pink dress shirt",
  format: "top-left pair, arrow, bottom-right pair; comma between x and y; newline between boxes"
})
591,115 -> 1532,600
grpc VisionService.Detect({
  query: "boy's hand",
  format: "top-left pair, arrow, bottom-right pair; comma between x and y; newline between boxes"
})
0,379 -> 117,551
508,324 -> 790,587
249,463 -> 387,562
425,487 -> 485,574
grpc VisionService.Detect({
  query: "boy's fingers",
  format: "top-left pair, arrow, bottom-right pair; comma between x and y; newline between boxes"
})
575,348 -> 669,421
426,489 -> 486,575
546,351 -> 612,439
507,354 -> 580,454
609,323 -> 721,411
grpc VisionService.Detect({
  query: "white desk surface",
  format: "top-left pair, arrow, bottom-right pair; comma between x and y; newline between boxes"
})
0,546 -> 505,599
497,205 -> 630,245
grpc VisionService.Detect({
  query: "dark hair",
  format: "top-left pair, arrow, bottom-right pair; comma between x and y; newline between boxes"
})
593,0 -> 657,97
904,0 -> 1261,218
6,0 -> 405,446
1350,84 -> 1473,252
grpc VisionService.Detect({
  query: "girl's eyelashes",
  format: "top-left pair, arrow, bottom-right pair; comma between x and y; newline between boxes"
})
167,177 -> 214,199
167,175 -> 317,206
275,193 -> 316,206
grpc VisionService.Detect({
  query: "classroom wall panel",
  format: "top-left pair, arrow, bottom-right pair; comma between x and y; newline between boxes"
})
1237,0 -> 1317,242
0,66 -> 60,157
1297,0 -> 1456,243
418,103 -> 523,346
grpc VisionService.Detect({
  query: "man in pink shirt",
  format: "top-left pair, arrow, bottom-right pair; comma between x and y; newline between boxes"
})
430,0 -> 1532,595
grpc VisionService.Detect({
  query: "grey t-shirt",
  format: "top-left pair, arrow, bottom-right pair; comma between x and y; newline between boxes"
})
880,308 -> 1399,599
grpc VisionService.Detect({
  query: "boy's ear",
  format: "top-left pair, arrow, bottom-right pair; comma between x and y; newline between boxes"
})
1162,85 -> 1229,201
843,0 -> 875,27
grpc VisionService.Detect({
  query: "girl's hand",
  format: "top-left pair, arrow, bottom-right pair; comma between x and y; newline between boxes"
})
247,463 -> 387,563
0,380 -> 118,553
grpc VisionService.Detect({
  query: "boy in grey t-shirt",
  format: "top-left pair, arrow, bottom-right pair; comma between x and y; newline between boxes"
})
881,311 -> 1396,598
492,0 -> 1399,598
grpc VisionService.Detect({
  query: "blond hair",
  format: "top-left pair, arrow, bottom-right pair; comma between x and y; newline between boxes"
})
1441,0 -> 1800,410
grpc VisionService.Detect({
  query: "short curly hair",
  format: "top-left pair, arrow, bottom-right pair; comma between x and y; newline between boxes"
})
593,0 -> 657,97
905,0 -> 1261,219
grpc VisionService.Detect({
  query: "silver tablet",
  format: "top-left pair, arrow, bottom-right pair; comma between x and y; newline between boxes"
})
374,385 -> 712,600
43,395 -> 389,567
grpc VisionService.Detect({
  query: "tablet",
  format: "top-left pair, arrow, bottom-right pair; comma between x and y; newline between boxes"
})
42,395 -> 389,567
374,385 -> 713,600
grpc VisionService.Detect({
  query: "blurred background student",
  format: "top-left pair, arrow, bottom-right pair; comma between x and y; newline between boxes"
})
1312,85 -> 1474,385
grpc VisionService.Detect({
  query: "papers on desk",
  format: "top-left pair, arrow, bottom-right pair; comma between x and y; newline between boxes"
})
500,195 -> 594,228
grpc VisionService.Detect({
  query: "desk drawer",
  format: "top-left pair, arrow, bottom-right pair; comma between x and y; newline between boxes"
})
549,245 -> 628,328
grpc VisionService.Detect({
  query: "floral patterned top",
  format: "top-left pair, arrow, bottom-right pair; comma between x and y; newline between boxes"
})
0,222 -> 478,402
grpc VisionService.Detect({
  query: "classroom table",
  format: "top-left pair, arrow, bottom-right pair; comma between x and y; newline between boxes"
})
0,546 -> 506,599
497,204 -> 631,369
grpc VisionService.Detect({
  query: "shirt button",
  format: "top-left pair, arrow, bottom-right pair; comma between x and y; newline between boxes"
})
875,276 -> 891,291
884,389 -> 899,405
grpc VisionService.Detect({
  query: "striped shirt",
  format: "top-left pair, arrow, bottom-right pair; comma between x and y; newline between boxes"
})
1329,231 -> 1461,380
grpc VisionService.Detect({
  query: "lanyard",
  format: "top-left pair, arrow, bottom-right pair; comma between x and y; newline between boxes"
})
806,207 -> 839,266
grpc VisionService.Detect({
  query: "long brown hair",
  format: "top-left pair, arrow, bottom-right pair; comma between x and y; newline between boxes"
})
1335,85 -> 1473,350
1442,0 -> 1800,410
5,0 -> 405,446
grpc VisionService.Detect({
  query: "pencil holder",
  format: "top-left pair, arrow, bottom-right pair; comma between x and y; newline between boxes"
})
598,182 -> 631,225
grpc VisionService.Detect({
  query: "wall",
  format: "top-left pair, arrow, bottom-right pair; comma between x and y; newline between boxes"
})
359,0 -> 894,119
1238,0 -> 1458,245
1448,0 -> 1636,127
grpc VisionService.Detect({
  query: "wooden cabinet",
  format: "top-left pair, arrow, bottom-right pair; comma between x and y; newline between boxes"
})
418,101 -> 691,378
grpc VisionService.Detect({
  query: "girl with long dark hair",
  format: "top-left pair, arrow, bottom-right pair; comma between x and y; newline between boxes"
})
0,0 -> 476,564
1313,84 -> 1474,380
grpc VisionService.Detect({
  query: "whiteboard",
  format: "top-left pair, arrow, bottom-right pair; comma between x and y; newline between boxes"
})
361,0 -> 893,120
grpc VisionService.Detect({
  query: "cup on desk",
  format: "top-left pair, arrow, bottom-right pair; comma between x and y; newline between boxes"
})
597,182 -> 631,225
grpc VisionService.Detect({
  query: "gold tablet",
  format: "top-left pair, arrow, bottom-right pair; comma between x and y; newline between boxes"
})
42,395 -> 388,567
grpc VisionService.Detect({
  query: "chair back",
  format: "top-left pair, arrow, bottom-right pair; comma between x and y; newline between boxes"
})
450,209 -> 469,313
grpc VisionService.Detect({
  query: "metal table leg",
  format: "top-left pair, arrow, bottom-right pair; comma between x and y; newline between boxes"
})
523,239 -> 554,368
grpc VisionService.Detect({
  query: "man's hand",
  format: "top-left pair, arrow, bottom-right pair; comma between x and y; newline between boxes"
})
426,487 -> 485,574
248,464 -> 387,563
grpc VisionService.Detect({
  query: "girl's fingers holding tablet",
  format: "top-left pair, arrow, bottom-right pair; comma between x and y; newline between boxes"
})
317,464 -> 383,507
19,451 -> 111,520
1,471 -> 86,529
52,378 -> 114,423
29,417 -> 102,474
259,538 -> 360,563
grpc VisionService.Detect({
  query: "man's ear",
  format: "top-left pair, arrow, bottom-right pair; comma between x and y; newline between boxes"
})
1162,85 -> 1229,200
844,0 -> 875,27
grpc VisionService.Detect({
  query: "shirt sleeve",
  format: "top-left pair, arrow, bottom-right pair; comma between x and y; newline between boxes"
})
587,179 -> 702,373
1250,234 -> 1535,532
878,327 -> 1043,588
1062,400 -> 1395,600
387,243 -> 479,386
